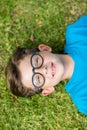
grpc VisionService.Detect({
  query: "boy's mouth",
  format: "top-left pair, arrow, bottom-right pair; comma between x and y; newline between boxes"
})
51,62 -> 56,77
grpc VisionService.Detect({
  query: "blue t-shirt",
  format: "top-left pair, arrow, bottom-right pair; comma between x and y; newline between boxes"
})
64,14 -> 87,115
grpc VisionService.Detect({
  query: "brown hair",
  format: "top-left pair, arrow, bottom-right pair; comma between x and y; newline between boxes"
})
5,47 -> 41,97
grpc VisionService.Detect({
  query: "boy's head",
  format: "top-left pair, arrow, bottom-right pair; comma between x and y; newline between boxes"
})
5,44 -> 64,97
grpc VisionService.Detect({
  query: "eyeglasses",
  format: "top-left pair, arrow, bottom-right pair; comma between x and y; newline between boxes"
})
30,49 -> 45,92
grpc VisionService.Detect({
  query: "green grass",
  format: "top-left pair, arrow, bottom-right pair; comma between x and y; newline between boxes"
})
0,0 -> 87,130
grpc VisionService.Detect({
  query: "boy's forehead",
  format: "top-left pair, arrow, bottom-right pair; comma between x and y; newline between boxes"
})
18,55 -> 35,90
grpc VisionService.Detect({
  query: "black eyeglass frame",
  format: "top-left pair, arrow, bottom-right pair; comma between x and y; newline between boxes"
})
30,49 -> 45,92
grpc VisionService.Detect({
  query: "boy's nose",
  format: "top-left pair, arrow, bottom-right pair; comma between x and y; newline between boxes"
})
35,65 -> 48,76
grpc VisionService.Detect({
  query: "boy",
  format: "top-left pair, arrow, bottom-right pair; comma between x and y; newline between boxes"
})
5,15 -> 87,115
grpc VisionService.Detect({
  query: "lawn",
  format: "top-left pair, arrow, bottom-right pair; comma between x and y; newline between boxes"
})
0,0 -> 87,130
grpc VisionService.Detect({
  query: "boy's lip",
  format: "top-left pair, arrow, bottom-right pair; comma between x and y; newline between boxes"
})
51,62 -> 56,77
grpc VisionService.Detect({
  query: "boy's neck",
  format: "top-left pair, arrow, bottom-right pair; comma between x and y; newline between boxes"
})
58,54 -> 74,80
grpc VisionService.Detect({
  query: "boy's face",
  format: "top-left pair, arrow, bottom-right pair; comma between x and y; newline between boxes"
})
18,44 -> 64,96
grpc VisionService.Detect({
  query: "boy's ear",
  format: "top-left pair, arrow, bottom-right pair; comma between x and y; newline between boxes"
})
38,44 -> 52,52
41,87 -> 55,96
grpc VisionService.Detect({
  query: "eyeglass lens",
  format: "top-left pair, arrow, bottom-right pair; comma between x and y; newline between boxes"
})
32,54 -> 43,68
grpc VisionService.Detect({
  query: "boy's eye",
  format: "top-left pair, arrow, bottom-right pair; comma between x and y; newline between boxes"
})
34,56 -> 39,67
34,75 -> 42,86
37,75 -> 41,84
32,54 -> 43,68
35,57 -> 39,66
33,74 -> 44,87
